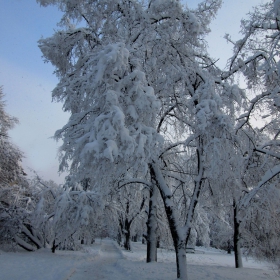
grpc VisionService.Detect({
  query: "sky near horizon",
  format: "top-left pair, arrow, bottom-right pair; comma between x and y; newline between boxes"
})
0,0 -> 266,184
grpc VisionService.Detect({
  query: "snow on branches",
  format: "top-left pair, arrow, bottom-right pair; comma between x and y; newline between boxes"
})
0,87 -> 25,188
40,39 -> 162,186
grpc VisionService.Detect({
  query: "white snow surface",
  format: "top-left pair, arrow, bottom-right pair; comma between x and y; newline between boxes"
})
0,239 -> 278,280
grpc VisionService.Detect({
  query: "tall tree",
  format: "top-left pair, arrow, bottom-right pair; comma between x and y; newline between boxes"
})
38,1 -> 252,279
218,0 -> 280,268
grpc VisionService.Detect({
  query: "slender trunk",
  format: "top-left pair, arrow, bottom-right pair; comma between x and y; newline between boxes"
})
124,232 -> 131,250
175,243 -> 187,280
233,201 -> 243,268
117,231 -> 122,246
186,147 -> 203,245
118,219 -> 123,246
146,182 -> 158,262
51,239 -> 57,253
157,236 -> 160,248
150,163 -> 187,280
123,218 -> 131,251
227,240 -> 231,254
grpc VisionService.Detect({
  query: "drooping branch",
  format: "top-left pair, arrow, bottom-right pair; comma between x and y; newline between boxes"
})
118,179 -> 152,190
159,134 -> 199,158
235,91 -> 270,131
220,52 -> 268,81
239,164 -> 280,211
157,104 -> 177,133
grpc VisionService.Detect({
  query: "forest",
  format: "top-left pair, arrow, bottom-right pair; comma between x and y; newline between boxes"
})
0,0 -> 280,279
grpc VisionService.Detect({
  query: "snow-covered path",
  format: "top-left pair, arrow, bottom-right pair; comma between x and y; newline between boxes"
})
0,239 -> 279,280
68,239 -> 127,280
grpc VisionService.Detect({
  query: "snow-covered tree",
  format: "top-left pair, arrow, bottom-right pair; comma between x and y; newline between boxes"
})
40,39 -> 161,189
50,187 -> 102,252
216,0 -> 280,268
0,87 -> 35,251
243,184 -> 280,264
0,87 -> 25,188
37,0 -> 255,279
0,176 -> 51,251
109,184 -> 147,250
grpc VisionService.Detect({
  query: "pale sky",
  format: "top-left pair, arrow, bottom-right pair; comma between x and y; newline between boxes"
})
0,0 -> 266,184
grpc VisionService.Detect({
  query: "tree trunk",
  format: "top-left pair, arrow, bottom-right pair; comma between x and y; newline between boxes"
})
123,232 -> 131,250
150,163 -> 188,280
157,236 -> 160,248
123,218 -> 131,251
227,240 -> 231,254
51,239 -> 57,253
233,201 -> 243,268
175,241 -> 187,280
117,231 -> 122,245
146,181 -> 158,262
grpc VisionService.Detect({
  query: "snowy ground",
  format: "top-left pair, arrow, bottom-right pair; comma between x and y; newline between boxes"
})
0,239 -> 278,280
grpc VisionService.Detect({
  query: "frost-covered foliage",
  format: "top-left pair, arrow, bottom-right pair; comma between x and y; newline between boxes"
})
43,40 -> 161,188
107,185 -> 147,250
209,0 -> 280,269
224,0 -> 280,134
243,185 -> 280,263
50,187 -> 103,251
209,212 -> 233,250
30,177 -> 104,252
0,175 -> 103,252
37,0 -> 229,191
0,177 -> 48,251
0,87 -> 25,188
0,87 -> 33,250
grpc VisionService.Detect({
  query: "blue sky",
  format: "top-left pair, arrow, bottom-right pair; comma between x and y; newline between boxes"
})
0,0 -> 266,184
0,0 -> 68,183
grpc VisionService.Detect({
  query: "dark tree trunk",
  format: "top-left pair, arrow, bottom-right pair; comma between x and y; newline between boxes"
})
117,232 -> 122,245
123,218 -> 131,251
146,180 -> 158,262
227,240 -> 231,254
157,236 -> 160,248
233,201 -> 243,268
51,239 -> 58,253
123,232 -> 131,250
150,163 -> 187,280
174,240 -> 187,280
